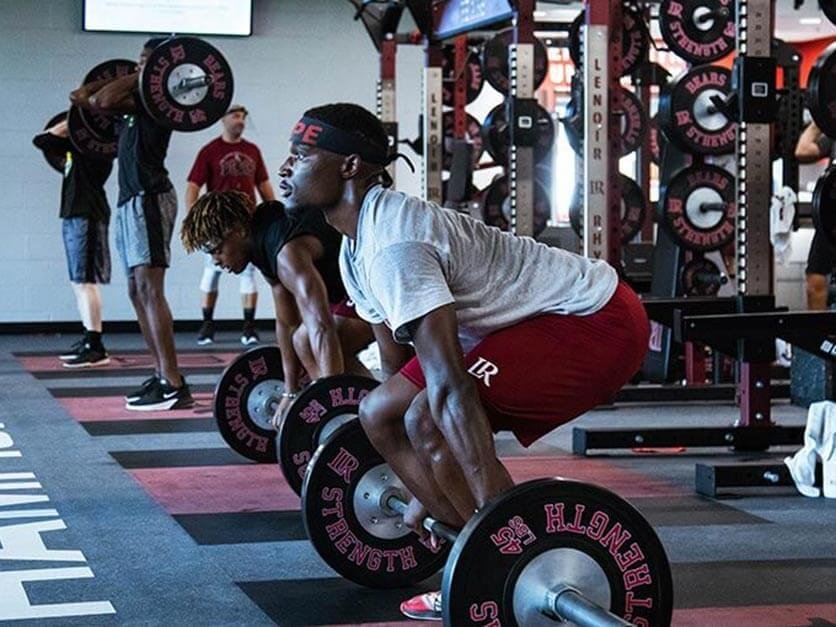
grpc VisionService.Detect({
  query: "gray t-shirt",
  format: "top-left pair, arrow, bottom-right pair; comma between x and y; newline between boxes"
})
339,185 -> 619,349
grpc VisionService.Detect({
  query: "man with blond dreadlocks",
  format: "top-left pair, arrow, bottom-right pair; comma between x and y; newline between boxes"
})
181,191 -> 378,420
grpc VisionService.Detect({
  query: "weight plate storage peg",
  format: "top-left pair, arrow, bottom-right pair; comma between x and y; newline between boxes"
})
213,346 -> 284,463
658,163 -> 736,252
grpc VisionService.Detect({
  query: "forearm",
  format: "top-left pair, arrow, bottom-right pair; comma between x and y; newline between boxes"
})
308,324 -> 344,377
427,375 -> 508,507
276,321 -> 304,391
87,73 -> 139,112
185,183 -> 200,209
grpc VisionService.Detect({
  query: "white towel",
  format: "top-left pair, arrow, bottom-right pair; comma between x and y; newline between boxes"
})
784,401 -> 836,497
770,187 -> 796,265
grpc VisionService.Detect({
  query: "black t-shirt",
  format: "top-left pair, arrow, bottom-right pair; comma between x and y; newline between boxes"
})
250,201 -> 347,304
32,133 -> 113,222
116,98 -> 173,204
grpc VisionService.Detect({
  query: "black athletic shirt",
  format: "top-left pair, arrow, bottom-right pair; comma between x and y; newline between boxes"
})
32,133 -> 113,222
116,94 -> 173,204
249,201 -> 347,304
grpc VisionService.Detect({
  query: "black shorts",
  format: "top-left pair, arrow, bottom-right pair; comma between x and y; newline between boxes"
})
62,217 -> 111,284
806,230 -> 836,276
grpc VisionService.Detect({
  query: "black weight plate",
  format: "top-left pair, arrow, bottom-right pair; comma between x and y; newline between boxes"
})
812,165 -> 836,250
659,0 -> 736,64
213,346 -> 283,463
442,111 -> 484,170
658,64 -> 736,155
822,0 -> 836,26
569,174 -> 647,244
442,46 -> 484,107
482,175 -> 550,237
78,59 -> 136,140
618,88 -> 648,156
681,257 -> 725,296
301,420 -> 451,588
568,6 -> 649,77
67,106 -> 117,159
658,163 -> 736,252
139,36 -> 234,131
808,42 -> 836,141
278,374 -> 378,496
41,111 -> 68,173
564,87 -> 647,158
482,29 -> 548,95
442,478 -> 673,626
482,102 -> 554,167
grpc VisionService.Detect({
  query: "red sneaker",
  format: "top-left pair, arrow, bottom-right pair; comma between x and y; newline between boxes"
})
400,590 -> 442,621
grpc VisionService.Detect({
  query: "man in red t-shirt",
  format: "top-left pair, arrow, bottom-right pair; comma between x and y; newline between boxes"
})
186,105 -> 275,345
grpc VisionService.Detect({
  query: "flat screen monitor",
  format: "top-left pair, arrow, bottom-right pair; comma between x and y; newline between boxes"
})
83,0 -> 253,36
436,0 -> 514,40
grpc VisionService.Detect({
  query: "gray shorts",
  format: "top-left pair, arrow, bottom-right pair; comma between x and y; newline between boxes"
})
62,216 -> 111,284
115,189 -> 177,274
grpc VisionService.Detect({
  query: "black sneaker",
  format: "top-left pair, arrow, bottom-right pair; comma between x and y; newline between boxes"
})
125,375 -> 160,402
126,377 -> 194,411
59,338 -> 85,361
197,320 -> 215,345
63,344 -> 110,369
241,322 -> 259,346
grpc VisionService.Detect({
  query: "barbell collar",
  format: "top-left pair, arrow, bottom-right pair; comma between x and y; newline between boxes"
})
175,75 -> 212,93
545,585 -> 635,627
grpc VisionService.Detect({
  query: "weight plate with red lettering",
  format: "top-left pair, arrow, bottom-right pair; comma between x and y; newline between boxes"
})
442,478 -> 673,626
481,175 -> 550,237
812,165 -> 836,249
67,105 -> 117,159
139,36 -> 234,131
808,42 -> 836,141
482,102 -> 554,167
649,114 -> 666,165
659,0 -> 735,64
659,164 -> 736,252
658,65 -> 736,155
564,87 -> 647,158
442,45 -> 484,106
301,420 -> 451,588
213,346 -> 284,463
569,174 -> 647,244
481,29 -> 548,95
443,111 -> 484,170
41,111 -> 68,173
78,58 -> 135,140
568,6 -> 649,77
681,257 -> 727,296
278,374 -> 379,496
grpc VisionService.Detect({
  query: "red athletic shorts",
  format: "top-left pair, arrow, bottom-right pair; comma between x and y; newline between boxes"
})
329,298 -> 359,319
399,282 -> 649,447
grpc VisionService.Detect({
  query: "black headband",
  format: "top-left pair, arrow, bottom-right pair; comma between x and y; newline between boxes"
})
289,116 -> 414,172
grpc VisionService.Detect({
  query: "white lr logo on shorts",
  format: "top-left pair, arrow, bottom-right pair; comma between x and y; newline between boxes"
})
468,357 -> 499,387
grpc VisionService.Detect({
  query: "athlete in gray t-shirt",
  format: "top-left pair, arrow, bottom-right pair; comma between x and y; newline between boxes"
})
279,103 -> 651,620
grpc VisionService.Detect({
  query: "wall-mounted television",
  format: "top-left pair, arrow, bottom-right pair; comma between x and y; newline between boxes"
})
83,0 -> 253,36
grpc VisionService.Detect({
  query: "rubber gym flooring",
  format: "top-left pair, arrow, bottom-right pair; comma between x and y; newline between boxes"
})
1,332 -> 835,626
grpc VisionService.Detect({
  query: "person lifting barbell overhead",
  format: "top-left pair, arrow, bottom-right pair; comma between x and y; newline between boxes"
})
70,37 -> 191,411
181,191 -> 377,424
278,103 -> 650,622
795,120 -> 836,311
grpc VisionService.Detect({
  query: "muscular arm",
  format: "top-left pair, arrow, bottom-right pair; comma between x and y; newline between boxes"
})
185,182 -> 201,210
410,304 -> 513,508
276,237 -> 344,377
257,180 -> 276,202
795,122 -> 830,164
270,281 -> 305,392
86,73 -> 140,113
372,323 -> 414,379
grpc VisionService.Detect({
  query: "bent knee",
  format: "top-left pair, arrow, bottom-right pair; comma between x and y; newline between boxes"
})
358,389 -> 402,438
